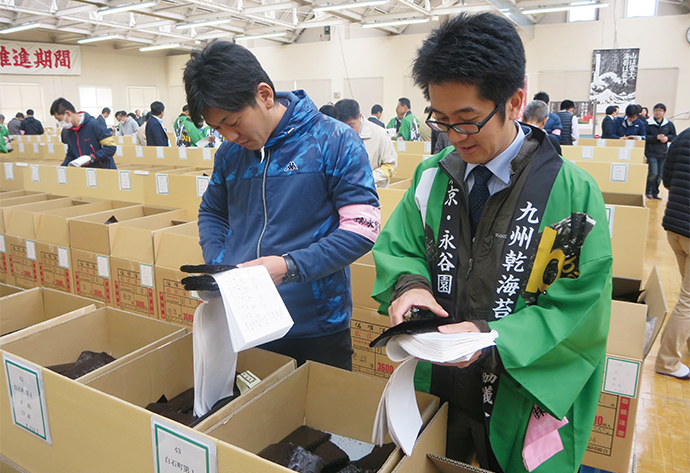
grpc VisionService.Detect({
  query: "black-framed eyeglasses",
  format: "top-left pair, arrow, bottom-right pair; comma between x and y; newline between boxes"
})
426,103 -> 501,135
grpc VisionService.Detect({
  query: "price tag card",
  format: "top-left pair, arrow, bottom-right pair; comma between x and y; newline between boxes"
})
596,139 -> 606,147
0,235 -> 5,253
140,263 -> 154,288
603,356 -> 640,398
156,147 -> 165,159
156,174 -> 170,195
178,147 -> 187,160
604,205 -> 615,238
397,141 -> 406,152
625,140 -> 635,148
19,143 -> 25,153
580,146 -> 593,159
136,146 -> 144,158
47,143 -> 55,154
131,136 -> 138,144
4,163 -> 14,180
33,144 -> 39,154
25,240 -> 36,261
424,142 -> 431,154
152,418 -> 217,473
202,148 -> 212,161
57,167 -> 68,185
3,353 -> 52,444
119,170 -> 131,191
97,255 -> 110,278
118,136 -> 124,144
617,148 -> 631,161
610,163 -> 628,183
196,176 -> 210,198
58,247 -> 70,269
116,145 -> 123,157
86,169 -> 98,188
31,165 -> 40,182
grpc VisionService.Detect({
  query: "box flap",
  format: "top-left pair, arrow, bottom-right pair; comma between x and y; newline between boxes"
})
640,266 -> 668,358
154,221 -> 204,269
5,197 -> 89,239
428,455 -> 496,473
109,209 -> 188,262
608,300 -> 647,360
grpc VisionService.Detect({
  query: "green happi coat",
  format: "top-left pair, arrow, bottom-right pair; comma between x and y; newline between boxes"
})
372,126 -> 612,473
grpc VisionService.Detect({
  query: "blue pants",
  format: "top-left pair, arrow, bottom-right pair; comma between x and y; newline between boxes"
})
646,156 -> 665,196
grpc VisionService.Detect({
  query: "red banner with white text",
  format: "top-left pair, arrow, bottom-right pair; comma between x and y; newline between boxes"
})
0,41 -> 81,75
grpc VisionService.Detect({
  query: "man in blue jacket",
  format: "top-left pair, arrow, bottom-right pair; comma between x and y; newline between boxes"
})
617,104 -> 646,139
146,101 -> 170,146
645,103 -> 677,200
183,41 -> 380,369
601,105 -> 620,139
49,98 -> 117,169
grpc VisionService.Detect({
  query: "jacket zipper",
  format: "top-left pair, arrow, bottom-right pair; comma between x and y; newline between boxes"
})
256,148 -> 271,258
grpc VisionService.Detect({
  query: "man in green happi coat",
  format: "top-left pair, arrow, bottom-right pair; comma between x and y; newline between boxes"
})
372,13 -> 612,473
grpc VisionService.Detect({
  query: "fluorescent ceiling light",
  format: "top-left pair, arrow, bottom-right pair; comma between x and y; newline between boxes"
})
432,5 -> 493,15
242,1 -> 299,14
99,1 -> 157,16
77,34 -> 119,44
314,0 -> 389,13
522,3 -> 609,14
361,17 -> 429,28
139,42 -> 180,51
0,23 -> 40,34
176,19 -> 230,29
297,19 -> 349,28
235,32 -> 287,40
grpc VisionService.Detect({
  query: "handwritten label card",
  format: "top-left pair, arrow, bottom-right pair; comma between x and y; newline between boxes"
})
617,148 -> 631,161
151,418 -> 217,473
610,163 -> 628,183
97,255 -> 110,278
86,169 -> 98,188
57,167 -> 67,185
140,263 -> 154,288
603,357 -> 640,398
196,176 -> 210,198
136,146 -> 144,158
156,174 -> 169,195
31,165 -> 40,183
203,148 -> 212,161
119,170 -> 131,191
25,240 -> 36,261
58,247 -> 70,269
116,145 -> 123,157
4,163 -> 13,180
178,147 -> 187,160
156,147 -> 165,159
581,146 -> 593,159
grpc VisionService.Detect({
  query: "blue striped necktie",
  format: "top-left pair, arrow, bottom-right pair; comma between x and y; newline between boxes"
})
469,165 -> 493,238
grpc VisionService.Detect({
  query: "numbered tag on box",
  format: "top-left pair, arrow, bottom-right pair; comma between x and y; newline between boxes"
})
602,356 -> 640,398
57,167 -> 68,185
118,136 -> 124,144
3,353 -> 52,444
131,135 -> 138,144
151,418 -> 217,473
58,247 -> 70,269
196,176 -> 210,198
86,169 -> 98,188
625,140 -> 635,148
610,163 -> 628,182
119,170 -> 131,191
0,235 -> 5,253
596,139 -> 606,147
97,255 -> 110,278
33,144 -> 39,154
203,148 -> 212,161
156,174 -> 170,195
397,141 -> 406,152
156,147 -> 165,159
4,163 -> 13,180
140,263 -> 154,288
19,143 -> 25,153
25,240 -> 36,261
424,142 -> 431,154
47,143 -> 55,154
178,147 -> 187,161
581,146 -> 593,159
136,146 -> 144,158
617,148 -> 631,161
116,145 -> 123,157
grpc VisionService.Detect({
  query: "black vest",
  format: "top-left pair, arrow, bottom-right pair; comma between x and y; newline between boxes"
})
557,111 -> 574,145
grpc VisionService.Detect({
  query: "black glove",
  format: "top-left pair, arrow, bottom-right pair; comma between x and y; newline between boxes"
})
180,264 -> 237,291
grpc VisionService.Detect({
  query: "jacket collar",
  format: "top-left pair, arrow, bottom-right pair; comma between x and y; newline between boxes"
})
647,116 -> 669,127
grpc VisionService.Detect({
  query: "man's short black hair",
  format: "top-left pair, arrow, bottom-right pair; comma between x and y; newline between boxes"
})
101,107 -> 111,115
412,13 -> 525,122
560,100 -> 575,111
15,112 -> 24,119
398,97 -> 411,109
371,104 -> 383,115
49,98 -> 76,116
319,104 -> 335,118
182,104 -> 189,112
334,99 -> 360,122
605,105 -> 618,115
115,110 -> 127,119
653,103 -> 666,111
183,40 -> 275,126
523,100 -> 549,125
26,109 -> 34,116
625,104 -> 640,117
151,101 -> 165,116
533,91 -> 550,104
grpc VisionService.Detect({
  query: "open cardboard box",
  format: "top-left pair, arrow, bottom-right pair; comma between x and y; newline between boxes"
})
0,283 -> 22,298
154,221 -> 204,328
603,193 -> 649,281
582,267 -> 668,473
0,193 -> 64,235
574,161 -> 647,195
351,306 -> 401,380
3,197 -> 97,240
199,361 -> 440,473
82,333 -> 296,424
350,252 -> 378,310
0,287 -> 105,341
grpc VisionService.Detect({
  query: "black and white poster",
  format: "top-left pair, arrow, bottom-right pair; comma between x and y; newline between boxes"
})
589,48 -> 640,105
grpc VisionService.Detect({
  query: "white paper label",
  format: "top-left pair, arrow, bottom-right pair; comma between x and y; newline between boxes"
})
86,169 -> 98,188
625,140 -> 635,148
32,144 -> 39,154
58,247 -> 69,269
0,235 -> 5,253
63,144 -> 69,154
196,176 -> 210,198
134,170 -> 149,176
156,174 -> 170,195
57,167 -> 67,185
156,147 -> 165,159
47,143 -> 55,154
397,141 -> 407,152
4,163 -> 13,180
604,205 -> 615,239
25,136 -> 31,142
151,418 -> 217,473
116,145 -> 123,157
203,148 -> 212,161
610,163 -> 628,182
580,146 -> 593,159
25,240 -> 36,261
119,170 -> 131,191
46,135 -> 51,142
136,146 -> 144,158
3,353 -> 52,444
97,255 -> 109,278
596,139 -> 606,147
140,263 -> 154,288
178,147 -> 187,160
617,148 -> 631,161
35,135 -> 41,143
131,135 -> 138,144
118,136 -> 124,144
19,143 -> 24,153
31,165 -> 40,182
603,356 -> 640,398
424,142 -> 431,154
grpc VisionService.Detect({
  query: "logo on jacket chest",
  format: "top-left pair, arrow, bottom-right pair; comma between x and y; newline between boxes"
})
284,161 -> 299,172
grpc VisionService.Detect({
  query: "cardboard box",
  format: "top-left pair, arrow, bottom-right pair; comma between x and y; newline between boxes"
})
395,154 -> 424,180
379,188 -> 406,227
0,283 -> 22,298
578,138 -> 645,149
561,146 -> 645,164
350,252 -> 378,310
109,211 -> 188,316
4,234 -> 39,289
154,221 -> 204,328
582,267 -> 668,473
351,306 -> 400,380
1,162 -> 26,191
603,193 -> 650,280
574,161 -> 647,195
0,287 -> 104,341
388,177 -> 412,190
142,172 -> 206,221
4,197 -> 95,240
200,361 -> 440,473
0,193 -> 63,234
396,141 -> 431,155
82,333 -> 296,423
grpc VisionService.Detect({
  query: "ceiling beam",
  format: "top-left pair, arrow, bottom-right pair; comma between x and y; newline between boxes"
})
484,0 -> 535,37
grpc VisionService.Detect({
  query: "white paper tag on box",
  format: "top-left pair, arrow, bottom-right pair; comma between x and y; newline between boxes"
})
48,143 -> 55,154
203,148 -> 212,161
140,263 -> 154,288
196,176 -> 210,198
46,135 -> 51,142
35,135 -> 41,143
178,147 -> 187,160
86,169 -> 98,188
397,141 -> 406,152
118,136 -> 124,144
156,147 -> 165,159
596,139 -> 606,147
424,142 -> 431,154
97,255 -> 110,278
31,165 -> 40,182
610,163 -> 628,182
625,140 -> 635,148
57,166 -> 67,185
151,418 -> 217,473
63,144 -> 69,154
25,240 -> 36,261
33,144 -> 39,154
3,353 -> 52,445
136,146 -> 144,158
134,170 -> 149,176
4,163 -> 13,180
0,235 -> 5,253
16,162 -> 27,167
617,148 -> 631,161
581,146 -> 593,159
19,143 -> 24,153
26,136 -> 31,142
116,145 -> 123,157
58,247 -> 69,268
156,174 -> 169,195
119,170 -> 131,191
604,205 -> 615,238
131,135 -> 138,144
603,356 -> 640,398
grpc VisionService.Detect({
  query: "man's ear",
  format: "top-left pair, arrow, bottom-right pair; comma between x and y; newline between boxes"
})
256,83 -> 275,109
506,89 -> 525,121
